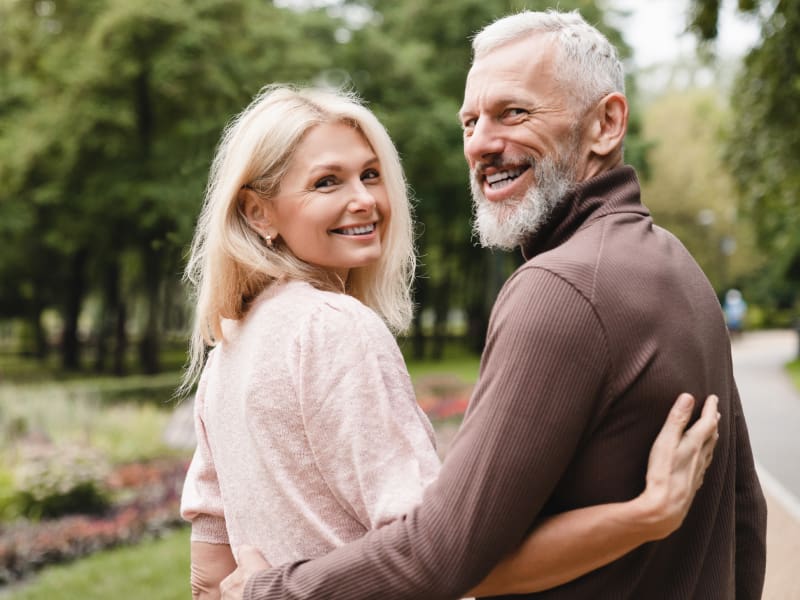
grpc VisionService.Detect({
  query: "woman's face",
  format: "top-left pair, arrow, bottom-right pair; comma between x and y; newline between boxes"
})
268,122 -> 391,281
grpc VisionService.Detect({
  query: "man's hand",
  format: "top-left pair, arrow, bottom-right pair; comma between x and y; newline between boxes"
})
220,546 -> 271,600
637,393 -> 720,540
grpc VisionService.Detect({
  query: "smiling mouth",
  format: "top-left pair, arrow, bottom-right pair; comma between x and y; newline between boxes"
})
330,223 -> 377,236
485,166 -> 530,190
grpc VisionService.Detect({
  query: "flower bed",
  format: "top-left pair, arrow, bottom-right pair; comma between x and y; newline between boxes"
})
0,458 -> 188,585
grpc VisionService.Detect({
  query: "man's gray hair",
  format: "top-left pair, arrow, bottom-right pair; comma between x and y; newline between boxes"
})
472,10 -> 625,111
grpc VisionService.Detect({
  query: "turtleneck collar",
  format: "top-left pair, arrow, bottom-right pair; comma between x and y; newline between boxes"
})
520,165 -> 648,260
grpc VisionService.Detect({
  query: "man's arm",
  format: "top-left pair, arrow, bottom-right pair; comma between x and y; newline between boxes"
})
236,271 -> 620,599
731,387 -> 768,599
468,392 -> 719,596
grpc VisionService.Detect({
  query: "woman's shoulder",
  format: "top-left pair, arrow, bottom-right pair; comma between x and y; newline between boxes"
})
249,280 -> 386,334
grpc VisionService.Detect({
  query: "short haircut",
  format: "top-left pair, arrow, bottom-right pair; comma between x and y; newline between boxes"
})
472,10 -> 625,111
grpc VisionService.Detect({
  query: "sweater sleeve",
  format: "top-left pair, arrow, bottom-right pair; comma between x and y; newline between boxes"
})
731,386 -> 768,599
180,350 -> 230,545
296,300 -> 441,530
244,268 -> 610,600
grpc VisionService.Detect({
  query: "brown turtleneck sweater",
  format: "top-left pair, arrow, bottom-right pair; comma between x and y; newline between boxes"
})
245,166 -> 767,600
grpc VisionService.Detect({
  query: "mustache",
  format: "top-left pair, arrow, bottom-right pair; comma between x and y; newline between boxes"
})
473,155 -> 534,177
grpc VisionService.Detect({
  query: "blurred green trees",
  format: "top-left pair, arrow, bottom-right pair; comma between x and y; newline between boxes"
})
1,0 -> 637,373
6,0 -> 774,376
0,0 -> 342,372
689,0 -> 800,318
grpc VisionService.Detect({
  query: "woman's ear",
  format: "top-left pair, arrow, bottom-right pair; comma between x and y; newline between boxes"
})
588,92 -> 628,158
238,188 -> 277,239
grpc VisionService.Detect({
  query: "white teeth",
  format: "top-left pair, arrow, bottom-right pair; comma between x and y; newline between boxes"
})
336,223 -> 375,236
486,167 -> 525,186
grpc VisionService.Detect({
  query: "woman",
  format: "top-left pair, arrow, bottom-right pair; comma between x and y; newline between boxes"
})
179,84 -> 718,599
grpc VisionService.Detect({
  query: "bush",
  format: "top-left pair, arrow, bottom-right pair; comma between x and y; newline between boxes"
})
0,468 -> 22,522
0,457 -> 188,585
10,444 -> 111,521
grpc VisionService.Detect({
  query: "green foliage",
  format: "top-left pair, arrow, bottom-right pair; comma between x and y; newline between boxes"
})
725,1 -> 800,309
0,527 -> 191,600
688,0 -> 800,314
0,0 -> 344,371
787,358 -> 800,392
639,88 -> 764,293
9,444 -> 110,521
0,467 -> 23,522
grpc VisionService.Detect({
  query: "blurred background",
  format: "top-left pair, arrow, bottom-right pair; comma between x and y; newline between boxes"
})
0,0 -> 798,598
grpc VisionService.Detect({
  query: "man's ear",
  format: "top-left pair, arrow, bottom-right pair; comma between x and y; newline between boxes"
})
588,92 -> 628,158
238,188 -> 276,238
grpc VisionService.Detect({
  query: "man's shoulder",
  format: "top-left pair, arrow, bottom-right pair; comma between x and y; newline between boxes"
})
510,239 -> 601,302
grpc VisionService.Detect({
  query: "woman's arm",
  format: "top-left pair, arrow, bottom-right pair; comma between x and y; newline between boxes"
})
469,393 -> 719,596
191,541 -> 238,600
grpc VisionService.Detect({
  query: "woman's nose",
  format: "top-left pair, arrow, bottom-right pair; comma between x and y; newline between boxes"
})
348,181 -> 377,211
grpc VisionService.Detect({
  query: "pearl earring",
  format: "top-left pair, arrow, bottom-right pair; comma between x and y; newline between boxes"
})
264,233 -> 273,248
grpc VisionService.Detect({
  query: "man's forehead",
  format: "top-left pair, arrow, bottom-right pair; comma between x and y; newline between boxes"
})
461,66 -> 544,112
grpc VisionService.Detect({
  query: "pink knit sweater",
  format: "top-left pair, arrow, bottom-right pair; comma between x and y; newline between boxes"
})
180,280 -> 441,564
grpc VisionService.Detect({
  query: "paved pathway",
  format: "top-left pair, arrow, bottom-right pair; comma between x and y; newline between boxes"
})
730,329 -> 800,600
733,329 -> 800,501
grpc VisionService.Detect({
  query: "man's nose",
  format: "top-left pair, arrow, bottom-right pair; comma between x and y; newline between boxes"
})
464,118 -> 505,164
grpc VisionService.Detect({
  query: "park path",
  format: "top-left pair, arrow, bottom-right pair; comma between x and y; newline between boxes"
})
730,329 -> 800,599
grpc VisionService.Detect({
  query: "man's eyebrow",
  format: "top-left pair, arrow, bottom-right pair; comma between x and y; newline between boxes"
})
457,97 -> 531,121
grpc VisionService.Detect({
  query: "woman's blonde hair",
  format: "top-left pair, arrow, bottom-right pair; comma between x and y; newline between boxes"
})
179,84 -> 415,396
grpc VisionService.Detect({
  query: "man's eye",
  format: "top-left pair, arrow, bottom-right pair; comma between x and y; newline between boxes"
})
504,108 -> 527,119
462,117 -> 477,129
314,176 -> 338,189
362,168 -> 380,181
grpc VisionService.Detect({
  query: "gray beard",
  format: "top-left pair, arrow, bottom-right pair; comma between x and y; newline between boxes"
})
470,153 -> 577,250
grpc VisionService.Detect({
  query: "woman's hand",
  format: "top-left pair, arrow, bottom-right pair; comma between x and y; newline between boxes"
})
220,546 -> 271,600
191,541 -> 238,600
633,393 -> 720,541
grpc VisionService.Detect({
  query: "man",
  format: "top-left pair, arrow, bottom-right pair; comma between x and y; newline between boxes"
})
224,10 -> 766,599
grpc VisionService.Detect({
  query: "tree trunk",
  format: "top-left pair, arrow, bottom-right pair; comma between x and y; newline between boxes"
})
114,300 -> 128,376
138,245 -> 161,375
61,249 -> 88,371
28,302 -> 48,360
431,234 -> 455,361
95,260 -> 126,375
411,273 -> 429,360
431,274 -> 451,361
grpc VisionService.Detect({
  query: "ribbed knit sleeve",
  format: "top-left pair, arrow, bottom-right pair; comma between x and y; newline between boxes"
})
181,350 -> 230,545
244,268 -> 610,600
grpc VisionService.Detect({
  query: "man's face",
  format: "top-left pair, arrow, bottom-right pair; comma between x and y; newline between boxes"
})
459,35 -> 587,249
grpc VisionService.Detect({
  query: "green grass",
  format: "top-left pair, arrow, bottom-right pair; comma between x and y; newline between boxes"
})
401,343 -> 481,384
787,358 -> 800,393
0,527 -> 191,600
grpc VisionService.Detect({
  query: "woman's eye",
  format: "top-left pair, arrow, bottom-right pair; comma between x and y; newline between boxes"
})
361,168 -> 380,181
314,176 -> 338,189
